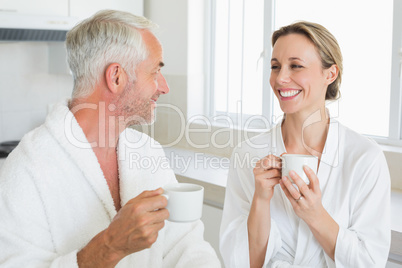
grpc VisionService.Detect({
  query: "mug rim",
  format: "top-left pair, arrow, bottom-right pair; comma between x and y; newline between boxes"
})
281,154 -> 318,158
163,182 -> 204,192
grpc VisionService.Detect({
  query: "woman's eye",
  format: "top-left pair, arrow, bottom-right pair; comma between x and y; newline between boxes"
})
291,64 -> 303,69
271,65 -> 280,70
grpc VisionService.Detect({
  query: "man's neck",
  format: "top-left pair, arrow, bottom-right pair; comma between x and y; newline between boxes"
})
70,97 -> 123,211
70,99 -> 124,150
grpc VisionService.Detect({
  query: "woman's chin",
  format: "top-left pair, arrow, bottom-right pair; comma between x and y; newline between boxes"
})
279,105 -> 300,115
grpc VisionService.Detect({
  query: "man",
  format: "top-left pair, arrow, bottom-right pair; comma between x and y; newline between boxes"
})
0,10 -> 220,267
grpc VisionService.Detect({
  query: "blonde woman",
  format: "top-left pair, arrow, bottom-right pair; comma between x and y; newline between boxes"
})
220,21 -> 390,267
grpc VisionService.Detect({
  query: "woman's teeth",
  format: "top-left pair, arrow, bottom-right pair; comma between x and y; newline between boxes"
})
279,90 -> 301,97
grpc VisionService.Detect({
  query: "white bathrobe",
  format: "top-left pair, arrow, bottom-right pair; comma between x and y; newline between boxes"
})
0,101 -> 220,267
220,119 -> 391,268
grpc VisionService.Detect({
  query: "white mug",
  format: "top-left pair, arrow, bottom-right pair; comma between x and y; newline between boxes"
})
162,183 -> 204,222
281,154 -> 318,185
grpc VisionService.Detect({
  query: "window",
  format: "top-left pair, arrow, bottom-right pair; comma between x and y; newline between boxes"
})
208,0 -> 402,145
211,0 -> 264,118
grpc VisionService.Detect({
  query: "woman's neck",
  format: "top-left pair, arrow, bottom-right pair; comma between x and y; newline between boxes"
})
281,107 -> 329,158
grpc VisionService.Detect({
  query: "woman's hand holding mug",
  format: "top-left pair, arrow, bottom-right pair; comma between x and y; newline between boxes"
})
253,154 -> 282,201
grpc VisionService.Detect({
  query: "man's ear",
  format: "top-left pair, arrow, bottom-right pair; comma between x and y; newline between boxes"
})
326,64 -> 339,85
105,63 -> 127,95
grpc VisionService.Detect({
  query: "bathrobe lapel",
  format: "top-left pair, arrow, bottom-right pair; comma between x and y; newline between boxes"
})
118,129 -> 155,206
117,128 -> 177,206
276,118 -> 341,264
318,119 -> 340,216
46,101 -> 177,220
45,102 -> 117,220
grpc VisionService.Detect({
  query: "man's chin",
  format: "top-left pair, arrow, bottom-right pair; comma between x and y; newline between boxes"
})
126,114 -> 156,127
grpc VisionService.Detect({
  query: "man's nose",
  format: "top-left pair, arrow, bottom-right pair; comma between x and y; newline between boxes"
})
157,73 -> 170,94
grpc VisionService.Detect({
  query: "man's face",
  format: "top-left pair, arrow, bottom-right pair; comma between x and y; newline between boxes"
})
116,30 -> 169,125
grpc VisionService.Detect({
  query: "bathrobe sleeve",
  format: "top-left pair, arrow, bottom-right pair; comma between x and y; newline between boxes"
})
162,220 -> 221,267
331,151 -> 391,267
219,147 -> 282,267
0,158 -> 79,267
118,129 -> 221,267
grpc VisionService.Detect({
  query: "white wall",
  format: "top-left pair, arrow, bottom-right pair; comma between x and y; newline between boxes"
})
145,0 -> 188,76
0,42 -> 73,143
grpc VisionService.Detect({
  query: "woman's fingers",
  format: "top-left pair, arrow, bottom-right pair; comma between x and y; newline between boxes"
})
281,175 -> 303,201
253,154 -> 283,200
254,168 -> 280,178
255,154 -> 282,171
303,165 -> 319,192
287,170 -> 312,199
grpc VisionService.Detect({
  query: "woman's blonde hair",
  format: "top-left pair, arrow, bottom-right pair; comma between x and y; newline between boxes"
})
272,21 -> 343,100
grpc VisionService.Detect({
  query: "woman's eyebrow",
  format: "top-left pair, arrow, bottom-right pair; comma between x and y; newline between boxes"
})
289,57 -> 305,62
271,57 -> 305,62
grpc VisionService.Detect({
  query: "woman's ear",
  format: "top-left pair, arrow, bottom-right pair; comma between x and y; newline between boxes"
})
105,63 -> 127,95
326,64 -> 339,85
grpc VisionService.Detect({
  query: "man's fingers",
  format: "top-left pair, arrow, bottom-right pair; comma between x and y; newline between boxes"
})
150,207 -> 169,223
127,189 -> 167,211
133,194 -> 169,215
138,188 -> 164,198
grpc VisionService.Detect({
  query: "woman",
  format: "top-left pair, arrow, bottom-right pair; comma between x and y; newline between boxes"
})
219,21 -> 390,267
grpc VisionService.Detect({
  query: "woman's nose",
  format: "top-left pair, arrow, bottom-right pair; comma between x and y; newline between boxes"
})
276,67 -> 291,84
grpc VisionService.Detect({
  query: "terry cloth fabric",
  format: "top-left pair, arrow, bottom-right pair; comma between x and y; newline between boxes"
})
0,100 -> 220,268
220,119 -> 390,268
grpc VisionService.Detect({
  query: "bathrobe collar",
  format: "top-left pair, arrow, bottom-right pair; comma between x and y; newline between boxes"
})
274,114 -> 340,264
44,100 -> 117,220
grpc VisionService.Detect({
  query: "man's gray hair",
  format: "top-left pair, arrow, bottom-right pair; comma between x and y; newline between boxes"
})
66,9 -> 158,99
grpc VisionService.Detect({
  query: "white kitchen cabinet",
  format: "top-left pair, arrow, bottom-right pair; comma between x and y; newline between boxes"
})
0,0 -> 68,16
69,0 -> 144,21
0,0 -> 143,21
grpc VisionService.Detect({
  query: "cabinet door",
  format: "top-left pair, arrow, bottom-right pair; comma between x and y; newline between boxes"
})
0,0 -> 68,16
70,0 -> 144,21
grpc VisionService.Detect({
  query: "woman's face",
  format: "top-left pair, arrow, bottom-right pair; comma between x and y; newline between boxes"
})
270,33 -> 334,116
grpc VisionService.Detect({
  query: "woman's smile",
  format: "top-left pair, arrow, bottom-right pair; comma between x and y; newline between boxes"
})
278,88 -> 302,99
